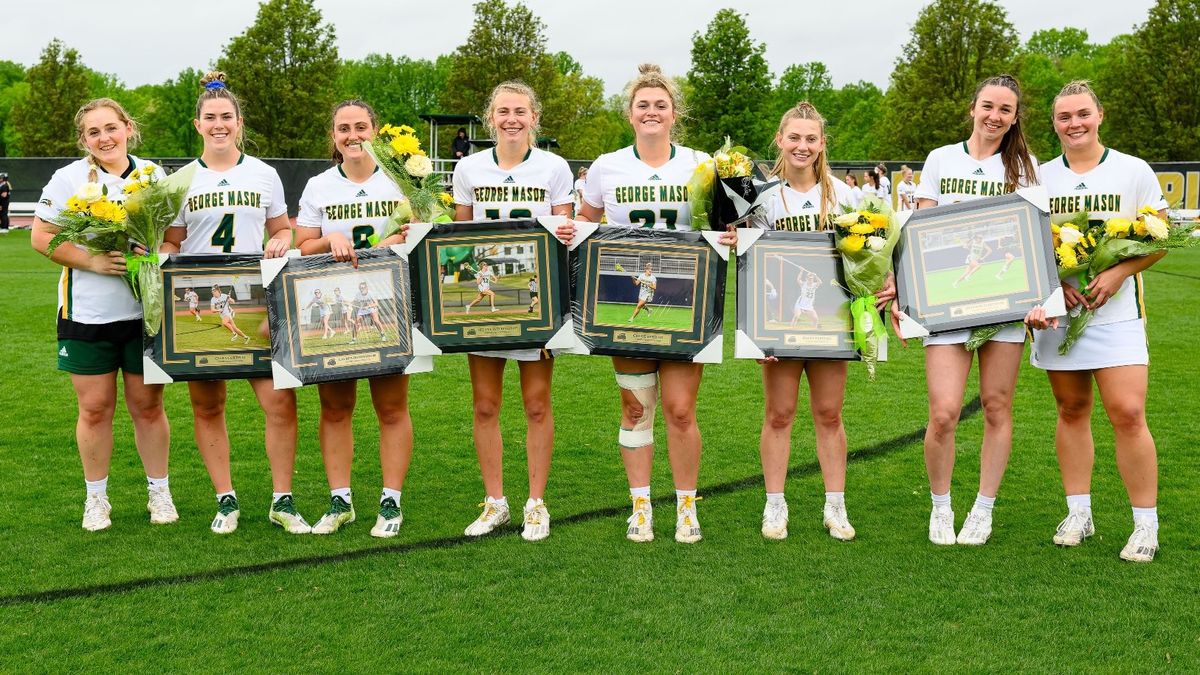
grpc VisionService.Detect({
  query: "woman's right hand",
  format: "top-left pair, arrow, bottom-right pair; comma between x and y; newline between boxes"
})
555,219 -> 576,246
328,232 -> 357,267
888,301 -> 907,347
88,251 -> 128,275
1024,305 -> 1058,331
1062,281 -> 1088,310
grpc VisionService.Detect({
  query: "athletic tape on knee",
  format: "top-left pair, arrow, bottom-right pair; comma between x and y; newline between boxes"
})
616,372 -> 658,448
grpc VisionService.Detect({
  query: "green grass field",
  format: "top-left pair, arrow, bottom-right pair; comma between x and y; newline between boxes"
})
299,323 -> 402,356
594,301 -> 694,330
441,270 -> 538,323
171,309 -> 270,352
1,228 -> 1197,671
924,258 -> 1028,306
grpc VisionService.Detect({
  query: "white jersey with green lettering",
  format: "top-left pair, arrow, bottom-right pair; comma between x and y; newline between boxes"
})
759,179 -> 856,232
453,147 -> 573,220
297,165 -> 406,248
1042,148 -> 1167,325
583,144 -> 710,229
913,141 -> 1038,205
35,155 -> 164,324
171,154 -> 287,255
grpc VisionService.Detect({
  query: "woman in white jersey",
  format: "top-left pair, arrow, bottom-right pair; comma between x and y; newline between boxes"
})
896,165 -> 917,211
628,262 -> 657,321
451,81 -> 574,542
162,72 -> 309,535
463,261 -> 498,313
1025,81 -> 1167,563
790,271 -> 822,328
909,74 -> 1040,547
754,102 -> 891,542
185,287 -> 202,321
577,64 -> 735,544
305,288 -> 334,340
30,98 -> 176,531
295,99 -> 414,537
210,284 -> 249,341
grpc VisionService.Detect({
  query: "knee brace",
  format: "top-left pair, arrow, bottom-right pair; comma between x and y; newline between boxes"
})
616,372 -> 658,449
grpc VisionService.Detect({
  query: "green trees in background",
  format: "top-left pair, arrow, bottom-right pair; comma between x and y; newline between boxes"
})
10,40 -> 90,156
686,9 -> 773,155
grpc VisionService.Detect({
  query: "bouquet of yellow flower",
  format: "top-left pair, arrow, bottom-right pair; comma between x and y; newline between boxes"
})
46,183 -> 130,257
832,196 -> 900,379
361,124 -> 453,233
122,162 -> 196,335
1053,206 -> 1199,354
686,137 -> 774,230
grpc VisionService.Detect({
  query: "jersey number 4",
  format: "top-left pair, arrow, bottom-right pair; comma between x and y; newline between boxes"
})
628,208 -> 679,229
211,213 -> 236,253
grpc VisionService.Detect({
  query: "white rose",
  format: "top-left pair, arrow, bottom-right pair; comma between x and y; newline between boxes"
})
404,154 -> 433,178
1058,225 -> 1084,245
866,235 -> 886,251
834,212 -> 860,226
1143,214 -> 1169,240
78,182 -> 104,203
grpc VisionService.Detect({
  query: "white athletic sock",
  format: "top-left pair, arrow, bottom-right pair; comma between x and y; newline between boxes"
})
331,487 -> 352,502
216,490 -> 236,503
271,492 -> 291,503
931,491 -> 951,509
1066,494 -> 1092,512
765,492 -> 785,506
825,491 -> 845,507
146,475 -> 169,490
630,486 -> 651,500
85,477 -> 108,497
973,493 -> 996,514
488,495 -> 508,510
1132,506 -> 1158,530
525,497 -> 543,511
381,488 -> 402,504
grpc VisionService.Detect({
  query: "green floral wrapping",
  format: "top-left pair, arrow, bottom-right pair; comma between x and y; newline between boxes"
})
835,197 -> 901,380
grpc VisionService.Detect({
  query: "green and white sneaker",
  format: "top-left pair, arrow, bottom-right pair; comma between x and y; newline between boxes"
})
370,497 -> 403,538
312,495 -> 356,534
268,494 -> 311,534
147,485 -> 179,525
211,494 -> 240,534
82,493 -> 112,532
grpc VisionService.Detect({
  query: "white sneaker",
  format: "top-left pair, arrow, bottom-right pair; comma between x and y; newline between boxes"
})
490,307 -> 499,313
521,500 -> 550,542
268,495 -> 311,534
230,334 -> 238,342
761,499 -> 788,540
147,485 -> 179,525
370,497 -> 403,538
464,305 -> 472,314
82,493 -> 112,531
823,502 -> 856,541
1053,508 -> 1094,546
675,495 -> 702,543
211,494 -> 240,534
1119,523 -> 1158,563
464,497 -> 510,536
956,509 -> 992,545
626,496 -> 653,542
929,505 -> 955,545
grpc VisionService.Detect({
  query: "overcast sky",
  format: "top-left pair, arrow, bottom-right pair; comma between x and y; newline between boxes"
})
2,0 -> 1155,98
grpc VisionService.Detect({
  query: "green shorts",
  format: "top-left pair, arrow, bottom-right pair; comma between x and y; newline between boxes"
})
57,337 -> 143,375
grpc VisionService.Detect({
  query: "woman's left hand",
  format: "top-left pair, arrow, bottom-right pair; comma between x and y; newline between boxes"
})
875,271 -> 896,309
555,219 -> 576,246
718,225 -> 738,247
1084,267 -> 1127,310
264,237 -> 290,259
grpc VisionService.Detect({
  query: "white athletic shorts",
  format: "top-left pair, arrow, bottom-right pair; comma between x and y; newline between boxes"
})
1031,318 -> 1148,371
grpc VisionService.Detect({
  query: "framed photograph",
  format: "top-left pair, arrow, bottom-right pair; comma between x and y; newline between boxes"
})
735,230 -> 859,360
261,247 -> 431,389
407,217 -> 573,354
565,225 -> 728,363
893,187 -> 1065,338
142,254 -> 273,383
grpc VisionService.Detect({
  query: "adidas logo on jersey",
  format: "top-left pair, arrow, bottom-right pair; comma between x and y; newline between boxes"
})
355,189 -> 368,198
217,179 -> 230,187
802,201 -> 814,209
1075,182 -> 1088,190
58,346 -> 68,357
503,176 -> 515,183
648,174 -> 662,181
973,168 -> 985,176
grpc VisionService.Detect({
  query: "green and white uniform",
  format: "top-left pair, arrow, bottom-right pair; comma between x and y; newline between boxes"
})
211,291 -> 234,320
1032,148 -> 1168,370
297,165 -> 406,249
453,146 -> 572,362
583,144 -> 710,229
184,290 -> 199,310
915,141 -> 1039,346
758,179 -> 856,232
171,154 -> 287,255
636,272 -> 656,302
36,155 -> 164,373
967,240 -> 987,264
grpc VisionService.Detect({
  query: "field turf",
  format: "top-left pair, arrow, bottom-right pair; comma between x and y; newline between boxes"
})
594,301 -> 694,330
171,308 -> 270,351
923,258 -> 1029,306
0,229 -> 1197,671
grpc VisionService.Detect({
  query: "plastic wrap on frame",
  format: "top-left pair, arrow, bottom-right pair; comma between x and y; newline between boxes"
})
262,247 -> 430,389
567,225 -> 728,363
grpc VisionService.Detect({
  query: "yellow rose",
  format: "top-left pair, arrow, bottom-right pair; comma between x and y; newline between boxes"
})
389,134 -> 422,157
869,213 -> 890,230
1104,218 -> 1132,238
840,234 -> 866,253
849,223 -> 875,235
1132,218 -> 1148,237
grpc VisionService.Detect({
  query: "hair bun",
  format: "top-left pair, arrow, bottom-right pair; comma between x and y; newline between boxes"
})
638,63 -> 663,75
199,71 -> 228,87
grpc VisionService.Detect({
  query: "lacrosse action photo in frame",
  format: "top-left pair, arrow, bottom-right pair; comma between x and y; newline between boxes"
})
143,254 -> 273,383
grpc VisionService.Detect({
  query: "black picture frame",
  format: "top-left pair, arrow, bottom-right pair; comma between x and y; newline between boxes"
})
409,218 -> 571,353
262,247 -> 427,388
143,254 -> 273,383
893,190 -> 1060,335
570,226 -> 726,362
736,230 -> 859,360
